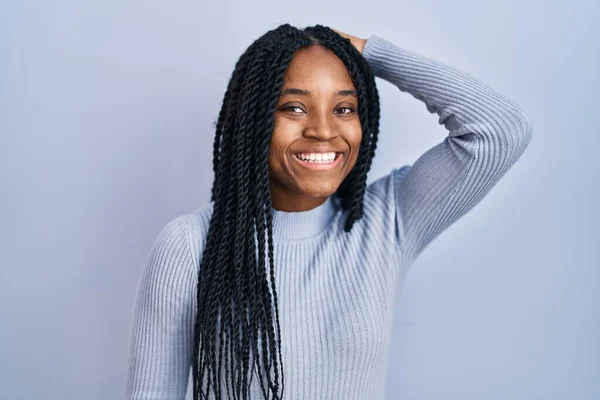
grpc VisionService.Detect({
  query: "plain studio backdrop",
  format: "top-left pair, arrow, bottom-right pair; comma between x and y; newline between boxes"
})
1,0 -> 598,399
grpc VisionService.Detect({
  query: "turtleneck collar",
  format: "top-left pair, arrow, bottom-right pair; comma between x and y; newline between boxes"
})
270,195 -> 339,240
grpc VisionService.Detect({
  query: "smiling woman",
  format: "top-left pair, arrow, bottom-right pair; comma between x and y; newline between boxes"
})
126,23 -> 532,400
269,45 -> 364,211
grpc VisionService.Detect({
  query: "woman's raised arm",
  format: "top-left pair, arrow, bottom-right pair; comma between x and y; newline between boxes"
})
361,35 -> 533,267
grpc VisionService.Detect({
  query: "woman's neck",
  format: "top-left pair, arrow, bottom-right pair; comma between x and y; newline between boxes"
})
270,195 -> 338,240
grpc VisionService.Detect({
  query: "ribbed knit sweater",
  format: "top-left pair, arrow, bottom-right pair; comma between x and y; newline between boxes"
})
126,34 -> 533,400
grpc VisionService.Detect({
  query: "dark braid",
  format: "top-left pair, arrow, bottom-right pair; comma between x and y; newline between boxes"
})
194,23 -> 381,400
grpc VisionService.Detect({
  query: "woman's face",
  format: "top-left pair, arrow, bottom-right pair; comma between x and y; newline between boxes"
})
269,45 -> 362,212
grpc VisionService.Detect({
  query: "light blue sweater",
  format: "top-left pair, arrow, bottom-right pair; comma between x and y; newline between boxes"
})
126,34 -> 532,400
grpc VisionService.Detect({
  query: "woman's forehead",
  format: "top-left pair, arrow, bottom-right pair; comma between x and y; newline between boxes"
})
283,47 -> 354,90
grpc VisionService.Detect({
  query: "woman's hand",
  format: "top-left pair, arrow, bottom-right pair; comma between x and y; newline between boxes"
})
333,29 -> 367,54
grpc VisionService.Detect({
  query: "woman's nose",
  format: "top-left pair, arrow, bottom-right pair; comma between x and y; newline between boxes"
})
303,112 -> 337,140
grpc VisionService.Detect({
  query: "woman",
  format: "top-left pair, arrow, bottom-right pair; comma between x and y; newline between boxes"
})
126,23 -> 532,400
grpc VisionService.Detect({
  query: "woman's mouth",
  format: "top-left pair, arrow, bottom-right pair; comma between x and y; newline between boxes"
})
292,152 -> 344,170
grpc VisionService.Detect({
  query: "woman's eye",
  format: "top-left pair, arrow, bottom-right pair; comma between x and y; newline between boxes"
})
282,106 -> 304,113
280,106 -> 355,115
337,107 -> 355,115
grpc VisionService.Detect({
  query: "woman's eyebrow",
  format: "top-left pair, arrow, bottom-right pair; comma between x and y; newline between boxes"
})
279,88 -> 357,98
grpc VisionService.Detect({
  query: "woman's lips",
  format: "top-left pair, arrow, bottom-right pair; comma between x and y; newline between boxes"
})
291,152 -> 344,171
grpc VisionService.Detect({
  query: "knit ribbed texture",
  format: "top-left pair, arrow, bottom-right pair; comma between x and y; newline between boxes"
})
126,34 -> 532,400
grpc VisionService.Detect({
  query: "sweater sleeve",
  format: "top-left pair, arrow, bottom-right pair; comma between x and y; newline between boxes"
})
362,35 -> 533,268
126,215 -> 197,400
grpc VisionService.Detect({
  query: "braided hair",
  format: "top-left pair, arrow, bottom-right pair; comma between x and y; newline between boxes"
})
193,23 -> 381,400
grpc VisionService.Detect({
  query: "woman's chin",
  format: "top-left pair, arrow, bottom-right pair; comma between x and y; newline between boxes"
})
295,182 -> 340,199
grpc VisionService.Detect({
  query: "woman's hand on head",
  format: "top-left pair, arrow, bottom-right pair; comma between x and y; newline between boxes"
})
333,29 -> 367,54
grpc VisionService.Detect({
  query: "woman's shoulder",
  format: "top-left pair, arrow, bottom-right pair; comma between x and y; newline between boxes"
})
177,201 -> 215,267
186,201 -> 215,233
146,202 -> 214,277
158,201 -> 213,240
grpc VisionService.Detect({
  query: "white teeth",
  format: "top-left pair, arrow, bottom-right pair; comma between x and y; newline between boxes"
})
295,152 -> 337,163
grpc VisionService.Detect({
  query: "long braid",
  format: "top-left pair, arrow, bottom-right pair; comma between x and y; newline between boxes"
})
233,46 -> 270,399
194,23 -> 381,400
195,39 -> 257,399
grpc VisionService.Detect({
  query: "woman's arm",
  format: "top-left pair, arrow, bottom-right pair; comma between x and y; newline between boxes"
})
126,215 -> 196,399
361,34 -> 533,268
